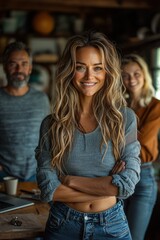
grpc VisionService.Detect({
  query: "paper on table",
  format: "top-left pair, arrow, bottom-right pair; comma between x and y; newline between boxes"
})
0,213 -> 43,232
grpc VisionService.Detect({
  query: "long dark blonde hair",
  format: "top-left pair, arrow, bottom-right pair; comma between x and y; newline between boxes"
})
121,54 -> 155,107
48,31 -> 126,172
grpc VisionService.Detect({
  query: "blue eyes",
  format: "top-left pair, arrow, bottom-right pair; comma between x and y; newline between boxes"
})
76,66 -> 85,72
95,67 -> 103,71
76,65 -> 103,72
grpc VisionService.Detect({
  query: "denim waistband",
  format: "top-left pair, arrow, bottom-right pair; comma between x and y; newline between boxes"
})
52,200 -> 123,224
141,162 -> 152,169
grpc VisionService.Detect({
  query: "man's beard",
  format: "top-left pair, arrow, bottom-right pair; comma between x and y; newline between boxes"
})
7,73 -> 30,89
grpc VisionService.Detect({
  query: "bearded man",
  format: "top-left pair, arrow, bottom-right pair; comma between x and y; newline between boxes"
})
0,41 -> 50,181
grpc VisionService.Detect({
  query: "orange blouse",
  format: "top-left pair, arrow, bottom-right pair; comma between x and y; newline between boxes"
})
135,97 -> 160,163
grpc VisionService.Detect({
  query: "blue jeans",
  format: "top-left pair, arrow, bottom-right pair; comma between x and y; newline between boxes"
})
45,200 -> 132,240
124,163 -> 158,240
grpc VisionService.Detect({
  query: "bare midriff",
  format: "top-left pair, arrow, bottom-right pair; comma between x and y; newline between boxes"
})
65,196 -> 117,213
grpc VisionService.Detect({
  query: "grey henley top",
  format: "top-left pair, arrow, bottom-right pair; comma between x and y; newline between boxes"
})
36,107 -> 141,202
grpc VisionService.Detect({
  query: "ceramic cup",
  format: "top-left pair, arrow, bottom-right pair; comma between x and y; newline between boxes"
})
3,176 -> 18,195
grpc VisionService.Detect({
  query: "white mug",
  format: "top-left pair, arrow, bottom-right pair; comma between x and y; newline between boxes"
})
3,176 -> 18,195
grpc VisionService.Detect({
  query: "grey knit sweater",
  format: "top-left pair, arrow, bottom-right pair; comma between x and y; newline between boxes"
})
0,87 -> 50,180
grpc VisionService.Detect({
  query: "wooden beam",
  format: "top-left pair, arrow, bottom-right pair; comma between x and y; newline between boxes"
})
0,0 -> 155,12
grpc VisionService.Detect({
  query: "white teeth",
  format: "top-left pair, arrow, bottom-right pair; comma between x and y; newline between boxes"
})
82,83 -> 95,86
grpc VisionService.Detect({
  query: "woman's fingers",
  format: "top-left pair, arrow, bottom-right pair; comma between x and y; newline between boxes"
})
111,160 -> 125,174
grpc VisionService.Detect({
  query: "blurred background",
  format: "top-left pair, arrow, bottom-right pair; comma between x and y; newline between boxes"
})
0,1 -> 160,239
0,0 -> 160,101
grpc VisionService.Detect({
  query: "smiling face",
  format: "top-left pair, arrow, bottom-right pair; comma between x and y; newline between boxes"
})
72,46 -> 106,99
122,61 -> 145,96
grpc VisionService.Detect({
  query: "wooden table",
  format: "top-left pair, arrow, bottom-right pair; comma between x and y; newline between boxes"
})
0,182 -> 50,239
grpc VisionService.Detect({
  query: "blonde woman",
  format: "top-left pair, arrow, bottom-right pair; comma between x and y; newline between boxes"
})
35,31 -> 140,240
122,54 -> 160,240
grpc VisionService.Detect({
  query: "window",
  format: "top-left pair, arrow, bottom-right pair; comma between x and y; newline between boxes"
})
151,48 -> 160,99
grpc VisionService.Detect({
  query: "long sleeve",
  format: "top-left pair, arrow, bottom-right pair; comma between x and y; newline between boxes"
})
62,108 -> 141,199
35,115 -> 61,202
136,97 -> 160,163
109,108 -> 141,198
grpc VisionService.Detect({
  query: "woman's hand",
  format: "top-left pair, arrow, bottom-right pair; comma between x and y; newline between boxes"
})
110,160 -> 125,175
59,174 -> 68,184
57,160 -> 125,198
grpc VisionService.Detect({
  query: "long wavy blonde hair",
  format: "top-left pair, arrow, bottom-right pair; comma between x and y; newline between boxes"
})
121,54 -> 155,107
49,31 -> 126,172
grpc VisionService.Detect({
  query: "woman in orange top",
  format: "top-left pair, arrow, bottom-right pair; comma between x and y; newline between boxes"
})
122,54 -> 160,240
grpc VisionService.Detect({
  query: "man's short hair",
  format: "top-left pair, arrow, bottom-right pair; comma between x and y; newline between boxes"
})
2,41 -> 32,65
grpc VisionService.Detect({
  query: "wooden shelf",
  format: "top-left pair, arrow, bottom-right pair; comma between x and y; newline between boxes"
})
120,34 -> 160,54
0,1 -> 159,53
